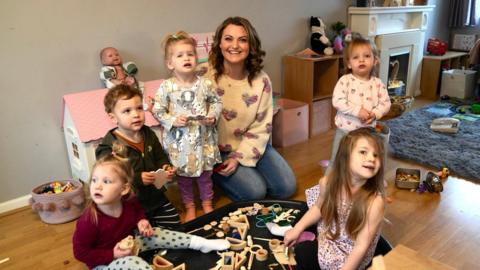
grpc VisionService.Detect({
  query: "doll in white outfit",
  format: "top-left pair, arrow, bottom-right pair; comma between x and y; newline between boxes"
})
99,47 -> 147,108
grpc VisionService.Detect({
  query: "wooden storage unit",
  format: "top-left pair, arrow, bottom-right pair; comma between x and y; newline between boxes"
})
283,54 -> 341,137
420,51 -> 469,100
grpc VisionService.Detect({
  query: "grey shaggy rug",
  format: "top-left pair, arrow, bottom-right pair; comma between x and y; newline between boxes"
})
385,103 -> 480,182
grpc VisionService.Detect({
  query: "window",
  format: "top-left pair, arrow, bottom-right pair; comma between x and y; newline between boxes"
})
466,0 -> 480,25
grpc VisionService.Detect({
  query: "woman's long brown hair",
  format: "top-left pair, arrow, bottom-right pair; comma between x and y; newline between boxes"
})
321,128 -> 386,240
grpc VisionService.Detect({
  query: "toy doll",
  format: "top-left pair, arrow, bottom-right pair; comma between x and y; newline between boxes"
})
100,47 -> 138,88
99,47 -> 147,108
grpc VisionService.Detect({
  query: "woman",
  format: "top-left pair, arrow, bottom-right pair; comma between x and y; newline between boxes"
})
204,16 -> 296,201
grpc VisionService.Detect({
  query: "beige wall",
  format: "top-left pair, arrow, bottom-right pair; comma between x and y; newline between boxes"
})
0,1 -> 448,205
0,0 -> 351,203
424,0 -> 450,48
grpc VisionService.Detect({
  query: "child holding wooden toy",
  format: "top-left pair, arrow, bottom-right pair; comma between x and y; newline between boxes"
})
284,128 -> 386,270
96,85 -> 181,229
153,31 -> 222,222
326,34 -> 391,174
73,150 -> 230,270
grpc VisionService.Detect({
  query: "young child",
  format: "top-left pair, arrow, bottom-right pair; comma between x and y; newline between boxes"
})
152,31 -> 222,222
326,34 -> 391,174
284,127 -> 386,270
73,149 -> 230,270
96,85 -> 180,229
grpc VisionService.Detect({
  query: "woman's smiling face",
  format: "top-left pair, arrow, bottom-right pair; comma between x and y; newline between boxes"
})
219,24 -> 250,66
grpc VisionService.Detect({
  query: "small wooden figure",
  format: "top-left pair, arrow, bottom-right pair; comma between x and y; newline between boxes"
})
222,251 -> 236,270
152,255 -> 174,270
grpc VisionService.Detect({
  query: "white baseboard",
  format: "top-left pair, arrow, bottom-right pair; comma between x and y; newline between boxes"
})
0,195 -> 31,214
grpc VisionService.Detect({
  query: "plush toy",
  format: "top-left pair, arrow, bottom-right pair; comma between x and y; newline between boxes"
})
342,29 -> 352,44
331,22 -> 351,55
100,47 -> 147,109
333,36 -> 344,55
310,17 -> 333,56
99,47 -> 143,91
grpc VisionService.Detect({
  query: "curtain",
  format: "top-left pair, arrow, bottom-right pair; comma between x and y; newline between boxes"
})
449,0 -> 477,27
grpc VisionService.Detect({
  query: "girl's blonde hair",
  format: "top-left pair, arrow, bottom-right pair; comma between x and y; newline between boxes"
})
85,141 -> 134,224
321,127 -> 386,240
103,84 -> 143,114
161,31 -> 197,61
343,33 -> 379,77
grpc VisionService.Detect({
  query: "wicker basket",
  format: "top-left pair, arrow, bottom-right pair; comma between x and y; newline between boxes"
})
395,168 -> 421,189
30,180 -> 85,224
385,96 -> 414,118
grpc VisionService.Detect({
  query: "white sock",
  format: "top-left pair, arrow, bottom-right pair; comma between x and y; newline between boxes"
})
189,235 -> 230,253
266,222 -> 292,237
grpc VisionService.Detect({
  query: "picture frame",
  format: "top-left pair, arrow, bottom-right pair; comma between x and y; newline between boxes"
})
451,33 -> 476,52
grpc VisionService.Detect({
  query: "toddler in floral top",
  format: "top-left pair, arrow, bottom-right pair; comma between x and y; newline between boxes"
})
326,33 -> 391,175
153,31 -> 222,222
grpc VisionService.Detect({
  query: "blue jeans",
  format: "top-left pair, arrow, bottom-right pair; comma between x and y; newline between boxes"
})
212,144 -> 296,201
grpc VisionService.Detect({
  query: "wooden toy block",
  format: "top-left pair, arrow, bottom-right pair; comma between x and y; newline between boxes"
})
221,251 -> 236,270
234,253 -> 247,270
152,255 -> 174,270
118,235 -> 139,255
172,263 -> 186,270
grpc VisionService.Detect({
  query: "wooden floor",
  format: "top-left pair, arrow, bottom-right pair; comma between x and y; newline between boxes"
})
1,99 -> 479,269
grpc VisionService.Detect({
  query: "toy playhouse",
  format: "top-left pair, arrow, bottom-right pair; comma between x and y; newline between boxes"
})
190,32 -> 214,63
61,80 -> 163,182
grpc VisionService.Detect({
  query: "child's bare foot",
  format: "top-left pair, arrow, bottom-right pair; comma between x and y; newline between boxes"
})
201,200 -> 213,214
184,203 -> 196,222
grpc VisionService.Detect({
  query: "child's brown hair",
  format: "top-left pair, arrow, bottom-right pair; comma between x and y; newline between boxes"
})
161,31 -> 197,61
343,33 -> 379,77
103,84 -> 143,114
85,141 -> 133,225
321,127 -> 386,240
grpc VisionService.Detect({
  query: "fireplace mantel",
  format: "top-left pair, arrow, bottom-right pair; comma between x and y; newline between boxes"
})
348,6 -> 435,37
348,5 -> 435,96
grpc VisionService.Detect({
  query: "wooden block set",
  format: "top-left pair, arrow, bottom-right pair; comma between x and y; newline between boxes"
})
184,203 -> 300,270
124,202 -> 305,269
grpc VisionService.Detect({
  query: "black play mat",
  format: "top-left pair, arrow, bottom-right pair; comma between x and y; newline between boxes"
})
140,199 -> 309,269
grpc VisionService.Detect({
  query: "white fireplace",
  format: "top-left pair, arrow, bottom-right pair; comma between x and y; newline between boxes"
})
348,5 -> 435,96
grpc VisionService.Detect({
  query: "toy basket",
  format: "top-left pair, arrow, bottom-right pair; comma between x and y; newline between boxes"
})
395,168 -> 421,189
30,179 -> 85,224
385,96 -> 414,118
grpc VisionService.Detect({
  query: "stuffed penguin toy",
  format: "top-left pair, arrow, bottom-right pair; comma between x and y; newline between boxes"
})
310,17 -> 333,56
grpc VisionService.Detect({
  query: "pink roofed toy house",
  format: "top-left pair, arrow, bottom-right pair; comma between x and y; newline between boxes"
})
61,80 -> 163,182
190,32 -> 214,63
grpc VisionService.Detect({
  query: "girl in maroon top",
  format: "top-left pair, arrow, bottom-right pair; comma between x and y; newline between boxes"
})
72,146 -> 229,269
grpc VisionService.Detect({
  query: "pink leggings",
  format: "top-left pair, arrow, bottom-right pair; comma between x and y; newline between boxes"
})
176,171 -> 213,204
